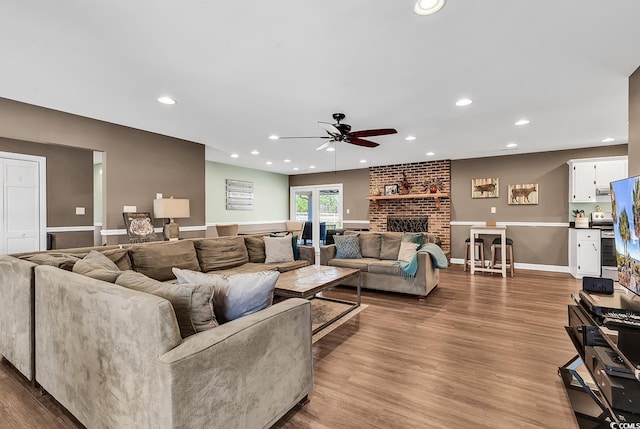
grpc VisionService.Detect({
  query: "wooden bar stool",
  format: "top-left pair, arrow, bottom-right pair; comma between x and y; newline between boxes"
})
464,237 -> 485,271
490,237 -> 515,277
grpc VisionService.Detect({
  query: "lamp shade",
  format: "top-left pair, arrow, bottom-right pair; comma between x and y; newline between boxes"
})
153,198 -> 190,219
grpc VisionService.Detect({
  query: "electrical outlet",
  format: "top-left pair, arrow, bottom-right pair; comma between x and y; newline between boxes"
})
124,205 -> 137,212
491,207 -> 496,214
75,207 -> 85,215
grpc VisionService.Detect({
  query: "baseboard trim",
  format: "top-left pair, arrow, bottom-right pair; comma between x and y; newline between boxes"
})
449,258 -> 569,273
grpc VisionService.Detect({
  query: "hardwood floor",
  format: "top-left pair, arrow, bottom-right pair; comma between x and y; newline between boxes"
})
0,266 -> 582,428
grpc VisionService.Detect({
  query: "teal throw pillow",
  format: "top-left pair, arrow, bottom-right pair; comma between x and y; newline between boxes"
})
334,234 -> 362,259
402,232 -> 423,246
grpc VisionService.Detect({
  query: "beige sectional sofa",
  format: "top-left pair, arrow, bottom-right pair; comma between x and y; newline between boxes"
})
319,231 -> 443,297
0,235 -> 315,429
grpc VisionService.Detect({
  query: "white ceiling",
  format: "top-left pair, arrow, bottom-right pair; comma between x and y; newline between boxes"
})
1,1 -> 639,175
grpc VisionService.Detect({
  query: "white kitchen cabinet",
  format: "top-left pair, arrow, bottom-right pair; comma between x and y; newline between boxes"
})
568,228 -> 601,278
568,156 -> 627,202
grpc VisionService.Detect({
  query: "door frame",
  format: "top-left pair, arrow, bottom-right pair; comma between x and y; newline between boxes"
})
0,151 -> 47,251
290,183 -> 343,250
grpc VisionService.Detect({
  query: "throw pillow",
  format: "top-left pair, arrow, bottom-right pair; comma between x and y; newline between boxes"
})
172,268 -> 279,324
19,253 -> 80,271
334,234 -> 362,259
397,241 -> 420,263
116,270 -> 218,338
72,250 -> 122,283
128,240 -> 201,281
100,248 -> 133,271
264,235 -> 294,264
194,237 -> 249,272
402,232 -> 424,246
245,236 -> 266,263
270,232 -> 299,260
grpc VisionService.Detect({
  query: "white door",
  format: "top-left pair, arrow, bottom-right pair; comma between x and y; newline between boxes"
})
290,184 -> 343,250
0,154 -> 46,254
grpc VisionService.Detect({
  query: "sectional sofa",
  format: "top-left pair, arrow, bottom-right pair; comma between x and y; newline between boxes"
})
0,235 -> 315,429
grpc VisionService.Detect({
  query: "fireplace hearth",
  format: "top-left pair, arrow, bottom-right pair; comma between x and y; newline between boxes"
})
387,217 -> 428,233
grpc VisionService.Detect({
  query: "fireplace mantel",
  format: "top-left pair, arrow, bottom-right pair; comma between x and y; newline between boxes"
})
365,192 -> 449,209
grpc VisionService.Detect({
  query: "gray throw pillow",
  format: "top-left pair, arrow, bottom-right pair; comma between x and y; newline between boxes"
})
115,270 -> 218,338
128,240 -> 201,281
172,268 -> 279,324
73,250 -> 122,283
334,234 -> 362,259
264,236 -> 294,264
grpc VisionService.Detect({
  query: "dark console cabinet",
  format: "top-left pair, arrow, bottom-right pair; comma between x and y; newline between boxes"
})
561,294 -> 640,428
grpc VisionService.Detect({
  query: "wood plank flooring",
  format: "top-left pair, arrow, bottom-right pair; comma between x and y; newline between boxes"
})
0,266 -> 582,428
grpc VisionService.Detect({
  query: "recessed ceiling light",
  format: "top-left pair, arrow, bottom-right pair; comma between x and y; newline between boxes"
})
157,96 -> 176,105
515,119 -> 530,126
601,137 -> 615,143
326,147 -> 336,152
250,150 -> 260,155
309,165 -> 316,169
266,161 -> 273,165
506,143 -> 518,148
360,159 -> 367,163
284,159 -> 291,163
269,135 -> 279,140
405,136 -> 416,141
230,153 -> 239,158
426,152 -> 435,156
455,98 -> 472,107
414,0 -> 446,15
293,167 -> 299,171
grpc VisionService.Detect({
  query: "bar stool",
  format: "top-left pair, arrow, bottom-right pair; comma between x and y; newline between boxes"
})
490,237 -> 515,277
464,237 -> 485,271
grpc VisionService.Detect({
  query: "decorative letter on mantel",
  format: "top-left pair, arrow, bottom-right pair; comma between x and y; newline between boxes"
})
226,179 -> 254,210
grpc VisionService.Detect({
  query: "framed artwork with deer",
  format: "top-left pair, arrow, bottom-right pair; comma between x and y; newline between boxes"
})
508,184 -> 538,205
471,178 -> 499,198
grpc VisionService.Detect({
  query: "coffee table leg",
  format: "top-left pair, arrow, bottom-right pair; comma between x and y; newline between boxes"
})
356,272 -> 361,306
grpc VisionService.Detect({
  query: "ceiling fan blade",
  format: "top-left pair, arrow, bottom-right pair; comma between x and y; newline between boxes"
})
315,141 -> 334,151
349,137 -> 380,148
275,136 -> 330,139
318,121 -> 341,136
350,128 -> 397,138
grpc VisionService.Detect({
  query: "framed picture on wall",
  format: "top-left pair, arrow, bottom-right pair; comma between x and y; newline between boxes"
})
384,184 -> 399,196
471,178 -> 499,198
508,184 -> 538,205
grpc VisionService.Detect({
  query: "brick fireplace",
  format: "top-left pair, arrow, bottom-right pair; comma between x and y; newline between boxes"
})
368,160 -> 451,253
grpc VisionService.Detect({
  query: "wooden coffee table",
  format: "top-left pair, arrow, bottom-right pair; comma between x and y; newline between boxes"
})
275,265 -> 361,334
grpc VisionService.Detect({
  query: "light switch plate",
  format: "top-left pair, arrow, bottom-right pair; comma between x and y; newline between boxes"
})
75,207 -> 85,215
491,207 -> 496,214
124,205 -> 137,212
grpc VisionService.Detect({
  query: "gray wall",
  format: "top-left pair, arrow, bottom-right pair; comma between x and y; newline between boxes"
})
0,97 -> 205,245
450,144 -> 628,266
630,66 -> 640,176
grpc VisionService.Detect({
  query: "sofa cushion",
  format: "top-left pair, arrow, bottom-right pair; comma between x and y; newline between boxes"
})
18,253 -> 80,271
266,259 -> 311,273
380,233 -> 402,260
72,250 -> 122,283
129,240 -> 200,281
207,262 -> 277,276
368,260 -> 403,275
100,248 -> 133,271
334,235 -> 362,259
116,270 -> 218,338
244,236 -> 266,263
194,237 -> 249,272
328,257 -> 378,272
264,236 -> 294,264
359,233 -> 381,259
173,268 -> 279,324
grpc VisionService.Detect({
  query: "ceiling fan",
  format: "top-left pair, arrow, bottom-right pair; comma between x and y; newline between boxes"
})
275,113 -> 398,151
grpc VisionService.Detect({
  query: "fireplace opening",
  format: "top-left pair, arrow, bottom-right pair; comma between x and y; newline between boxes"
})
387,217 -> 428,232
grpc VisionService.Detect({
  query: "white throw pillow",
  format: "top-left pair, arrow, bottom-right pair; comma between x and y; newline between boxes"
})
172,268 -> 280,323
263,235 -> 294,264
397,241 -> 420,263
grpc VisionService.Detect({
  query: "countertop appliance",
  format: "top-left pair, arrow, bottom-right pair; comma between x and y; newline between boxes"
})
590,211 -> 616,280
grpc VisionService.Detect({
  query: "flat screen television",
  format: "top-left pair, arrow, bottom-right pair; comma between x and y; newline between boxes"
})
610,175 -> 640,310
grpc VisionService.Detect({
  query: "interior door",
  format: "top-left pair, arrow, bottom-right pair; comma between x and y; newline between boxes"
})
0,155 -> 45,254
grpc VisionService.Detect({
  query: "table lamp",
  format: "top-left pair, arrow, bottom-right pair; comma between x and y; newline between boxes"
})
153,197 -> 190,241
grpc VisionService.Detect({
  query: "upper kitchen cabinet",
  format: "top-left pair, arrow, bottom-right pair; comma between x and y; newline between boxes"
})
567,156 -> 628,202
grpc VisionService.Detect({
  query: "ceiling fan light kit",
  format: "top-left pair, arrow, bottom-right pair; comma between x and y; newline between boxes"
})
414,0 -> 446,16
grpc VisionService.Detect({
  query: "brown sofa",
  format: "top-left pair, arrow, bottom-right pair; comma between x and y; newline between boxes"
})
319,231 -> 442,297
0,235 -> 315,428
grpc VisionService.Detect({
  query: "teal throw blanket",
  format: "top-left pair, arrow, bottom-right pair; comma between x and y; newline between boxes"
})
399,243 -> 448,277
